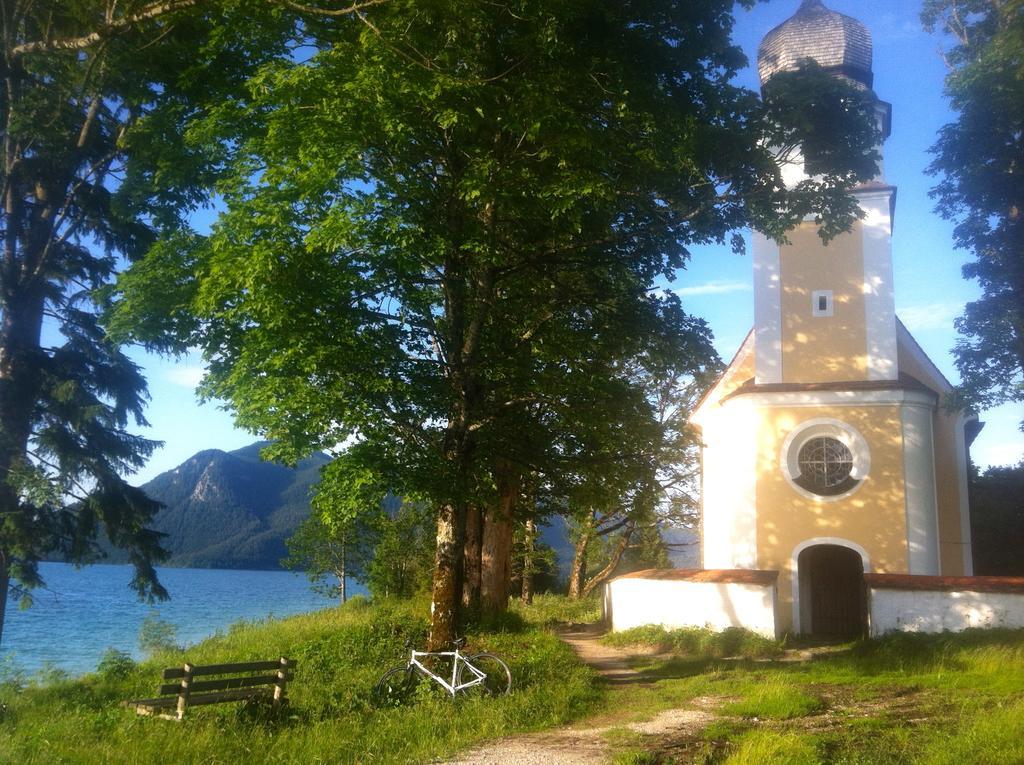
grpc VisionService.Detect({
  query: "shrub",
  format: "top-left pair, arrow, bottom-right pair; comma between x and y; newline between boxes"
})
138,613 -> 180,655
96,649 -> 137,680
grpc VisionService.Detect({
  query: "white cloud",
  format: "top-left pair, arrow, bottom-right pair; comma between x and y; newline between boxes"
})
673,280 -> 752,298
165,366 -> 205,389
897,302 -> 964,332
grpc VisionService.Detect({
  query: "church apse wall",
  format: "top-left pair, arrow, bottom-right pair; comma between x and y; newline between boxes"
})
753,402 -> 909,633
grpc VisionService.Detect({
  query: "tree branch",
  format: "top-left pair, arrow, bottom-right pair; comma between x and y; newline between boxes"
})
12,0 -> 391,57
283,0 -> 389,18
12,0 -> 203,56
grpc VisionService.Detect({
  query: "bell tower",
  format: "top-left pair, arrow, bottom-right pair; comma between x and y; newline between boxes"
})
752,0 -> 897,385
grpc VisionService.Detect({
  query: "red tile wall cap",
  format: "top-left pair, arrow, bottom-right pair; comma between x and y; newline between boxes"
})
613,568 -> 779,585
864,573 -> 1024,594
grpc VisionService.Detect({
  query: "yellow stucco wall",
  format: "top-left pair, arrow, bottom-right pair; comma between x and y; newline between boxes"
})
781,222 -> 868,383
754,404 -> 909,632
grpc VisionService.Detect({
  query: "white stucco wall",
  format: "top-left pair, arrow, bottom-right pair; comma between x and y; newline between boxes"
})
700,398 -> 759,570
868,587 -> 1024,636
605,577 -> 778,638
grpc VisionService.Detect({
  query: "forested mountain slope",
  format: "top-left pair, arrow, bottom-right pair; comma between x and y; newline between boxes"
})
108,443 -> 329,570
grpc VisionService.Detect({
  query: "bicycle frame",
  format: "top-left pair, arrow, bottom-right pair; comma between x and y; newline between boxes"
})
408,649 -> 486,697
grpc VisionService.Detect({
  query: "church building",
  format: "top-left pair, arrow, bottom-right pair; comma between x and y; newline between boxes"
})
604,1 -> 1024,640
688,0 -> 977,636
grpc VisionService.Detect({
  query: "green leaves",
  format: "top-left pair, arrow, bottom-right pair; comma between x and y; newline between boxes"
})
108,0 -> 890,638
924,0 -> 1024,421
0,0 -> 303,644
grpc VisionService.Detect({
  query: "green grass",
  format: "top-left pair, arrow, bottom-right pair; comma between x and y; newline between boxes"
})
918,697 -> 1024,765
509,592 -> 602,626
3,599 -> 1024,765
610,750 -> 659,765
0,597 -> 601,764
721,678 -> 825,720
722,730 -> 819,765
601,624 -> 784,659
601,627 -> 1024,765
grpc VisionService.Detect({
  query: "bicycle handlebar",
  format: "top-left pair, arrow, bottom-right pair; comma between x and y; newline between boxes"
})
402,636 -> 466,652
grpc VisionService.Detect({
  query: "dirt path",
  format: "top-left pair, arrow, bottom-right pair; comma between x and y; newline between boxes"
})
438,624 -> 716,765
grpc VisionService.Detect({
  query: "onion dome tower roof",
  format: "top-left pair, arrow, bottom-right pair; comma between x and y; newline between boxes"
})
757,0 -> 873,90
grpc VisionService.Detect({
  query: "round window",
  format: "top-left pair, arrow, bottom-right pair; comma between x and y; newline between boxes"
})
780,418 -> 869,501
795,436 -> 858,496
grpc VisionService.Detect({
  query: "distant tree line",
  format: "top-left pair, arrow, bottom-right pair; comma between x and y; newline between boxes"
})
970,461 -> 1024,577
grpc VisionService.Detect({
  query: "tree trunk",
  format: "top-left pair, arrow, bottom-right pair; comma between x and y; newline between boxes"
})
581,522 -> 635,598
0,553 -> 9,649
568,512 -> 595,600
0,290 -> 46,649
568,528 -> 591,600
521,518 -> 535,604
462,504 -> 482,611
480,461 -> 519,613
427,237 -> 492,647
337,538 -> 347,604
428,502 -> 465,650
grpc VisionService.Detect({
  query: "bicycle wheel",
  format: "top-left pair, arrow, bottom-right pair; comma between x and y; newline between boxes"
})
373,665 -> 419,706
457,653 -> 511,697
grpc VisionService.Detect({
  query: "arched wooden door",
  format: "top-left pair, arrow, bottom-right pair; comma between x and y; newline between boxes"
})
798,544 -> 865,638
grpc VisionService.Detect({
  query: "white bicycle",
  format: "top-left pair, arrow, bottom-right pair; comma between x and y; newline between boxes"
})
373,637 -> 511,705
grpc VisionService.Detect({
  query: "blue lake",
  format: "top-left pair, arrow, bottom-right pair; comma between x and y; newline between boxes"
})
0,562 -> 364,677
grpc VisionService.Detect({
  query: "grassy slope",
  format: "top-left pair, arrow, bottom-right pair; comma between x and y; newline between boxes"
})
3,596 -> 1023,765
600,627 -> 1024,765
0,596 -> 601,765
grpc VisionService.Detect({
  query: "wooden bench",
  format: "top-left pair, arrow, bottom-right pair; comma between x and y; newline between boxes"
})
124,657 -> 295,721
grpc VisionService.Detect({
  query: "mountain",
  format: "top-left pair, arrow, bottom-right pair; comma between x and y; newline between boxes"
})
113,442 -> 330,570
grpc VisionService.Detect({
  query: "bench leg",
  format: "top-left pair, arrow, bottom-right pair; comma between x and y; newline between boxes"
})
176,663 -> 194,721
273,657 -> 289,714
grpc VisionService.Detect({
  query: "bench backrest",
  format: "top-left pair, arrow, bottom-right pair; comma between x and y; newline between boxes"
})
161,658 -> 296,717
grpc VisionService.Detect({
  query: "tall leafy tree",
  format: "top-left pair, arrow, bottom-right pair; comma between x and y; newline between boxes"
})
283,509 -> 379,603
922,0 -> 1024,422
563,367 -> 714,599
113,0 -> 878,648
0,0 -> 316,646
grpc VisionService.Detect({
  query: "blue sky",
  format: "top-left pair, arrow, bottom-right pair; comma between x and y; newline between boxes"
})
126,0 -> 1023,485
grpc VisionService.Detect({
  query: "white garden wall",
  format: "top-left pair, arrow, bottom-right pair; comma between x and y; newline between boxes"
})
604,569 -> 779,639
866,574 -> 1024,637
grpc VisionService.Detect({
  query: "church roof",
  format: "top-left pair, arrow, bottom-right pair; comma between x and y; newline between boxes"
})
688,323 -> 956,428
758,0 -> 873,89
721,371 -> 939,405
613,568 -> 779,585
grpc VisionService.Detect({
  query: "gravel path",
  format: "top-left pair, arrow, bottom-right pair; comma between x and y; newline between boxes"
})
438,624 -> 715,765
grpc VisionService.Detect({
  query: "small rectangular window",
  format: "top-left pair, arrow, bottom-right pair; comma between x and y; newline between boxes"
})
812,290 -> 833,317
